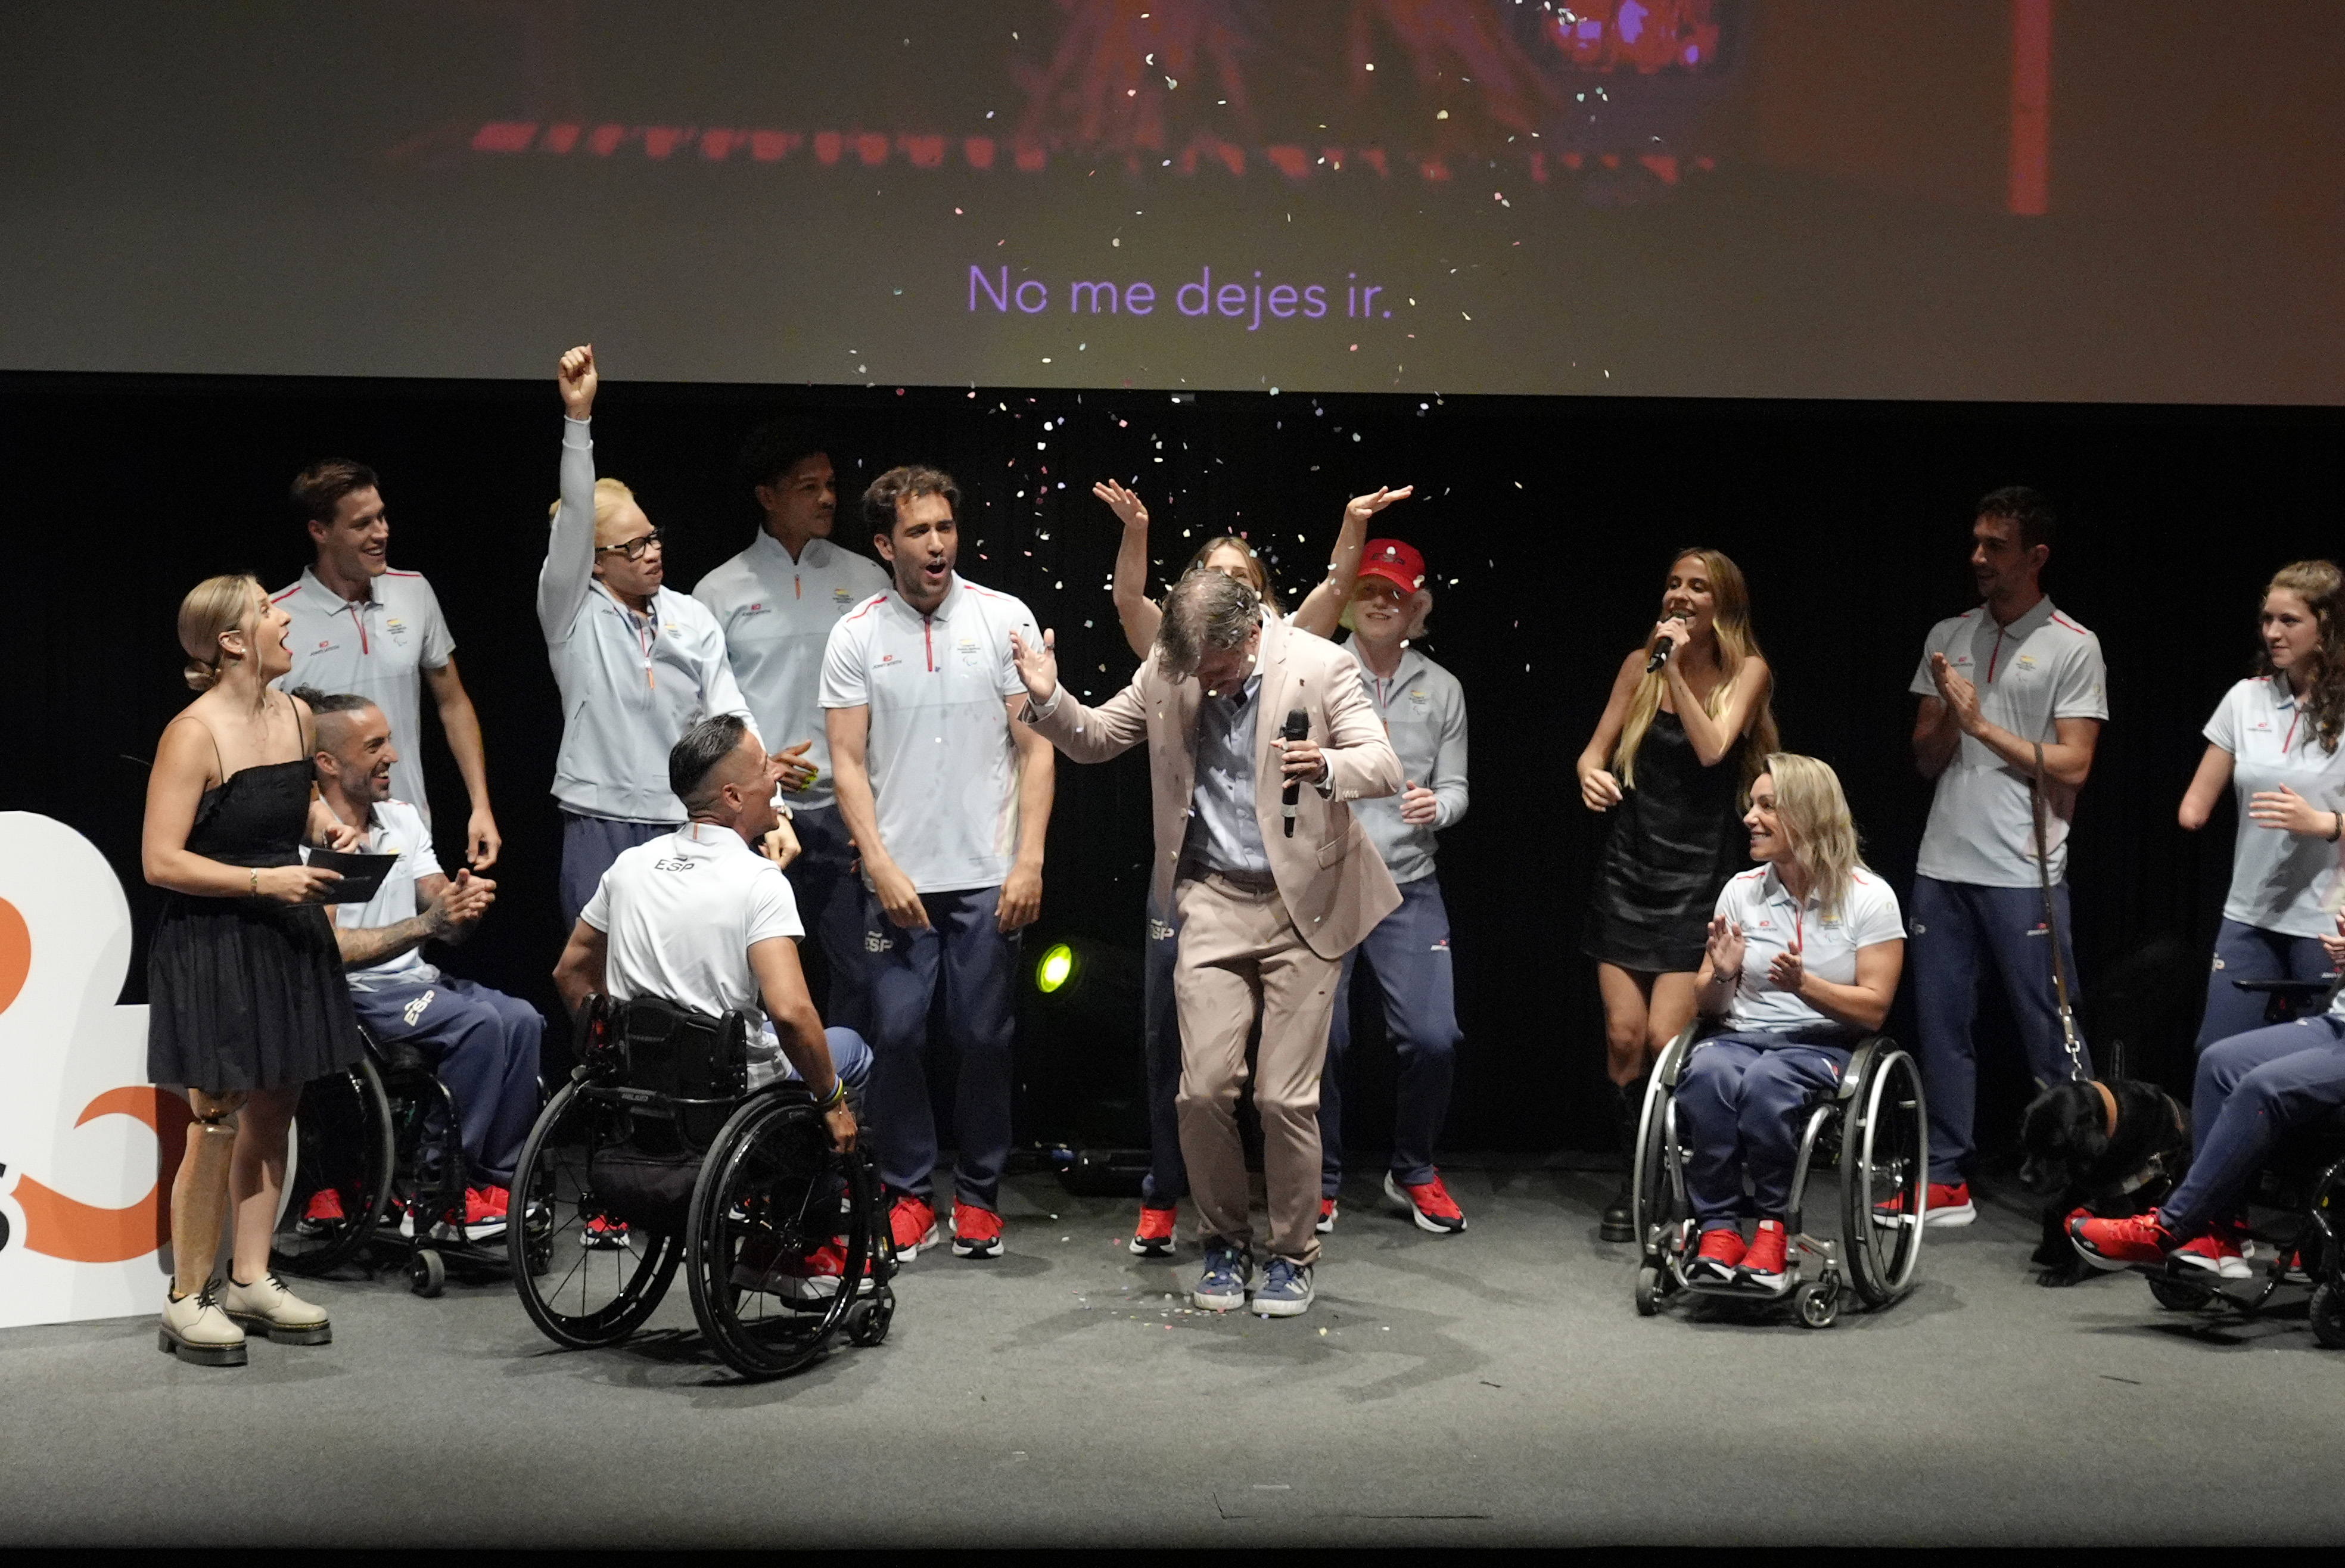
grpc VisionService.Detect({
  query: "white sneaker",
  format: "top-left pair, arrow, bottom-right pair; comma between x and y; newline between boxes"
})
159,1287 -> 247,1367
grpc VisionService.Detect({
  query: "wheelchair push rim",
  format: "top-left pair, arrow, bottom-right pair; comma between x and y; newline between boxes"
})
509,1077 -> 683,1349
1842,1046 -> 1927,1306
1630,1028 -> 1692,1261
684,1088 -> 879,1380
272,1057 -> 397,1278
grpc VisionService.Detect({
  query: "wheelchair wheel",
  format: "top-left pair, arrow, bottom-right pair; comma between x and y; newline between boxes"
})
1840,1046 -> 1927,1307
2147,1272 -> 2215,1312
1629,1029 -> 1691,1259
273,1058 -> 396,1278
685,1090 -> 877,1380
509,1079 -> 683,1349
1797,1283 -> 1839,1330
2310,1281 -> 2345,1348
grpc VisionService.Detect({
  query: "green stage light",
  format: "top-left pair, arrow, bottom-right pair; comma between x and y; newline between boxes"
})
1035,942 -> 1077,995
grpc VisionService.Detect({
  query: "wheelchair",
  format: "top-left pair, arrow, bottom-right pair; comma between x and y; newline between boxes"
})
508,995 -> 895,1380
2129,976 -> 2345,1345
1630,1021 -> 1929,1328
270,1026 -> 534,1296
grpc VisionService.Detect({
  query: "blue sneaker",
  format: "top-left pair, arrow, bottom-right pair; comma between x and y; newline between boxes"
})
1193,1240 -> 1251,1311
1253,1257 -> 1314,1318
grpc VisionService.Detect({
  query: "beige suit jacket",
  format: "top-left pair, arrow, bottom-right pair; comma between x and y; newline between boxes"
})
1022,615 -> 1403,959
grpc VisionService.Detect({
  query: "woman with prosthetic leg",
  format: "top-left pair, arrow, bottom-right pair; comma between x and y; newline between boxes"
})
143,574 -> 362,1364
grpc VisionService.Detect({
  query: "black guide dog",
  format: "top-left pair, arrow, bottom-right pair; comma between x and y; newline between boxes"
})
2017,1077 -> 2192,1287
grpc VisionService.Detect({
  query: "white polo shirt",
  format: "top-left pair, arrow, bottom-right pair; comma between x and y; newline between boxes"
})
538,417 -> 757,823
581,822 -> 803,1076
2204,676 -> 2345,937
1715,863 -> 1906,1037
272,567 -> 454,824
330,798 -> 441,991
692,531 -> 888,815
818,574 -> 1037,893
1909,596 -> 2108,887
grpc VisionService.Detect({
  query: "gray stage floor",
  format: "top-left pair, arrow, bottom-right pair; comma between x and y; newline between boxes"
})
3,1162 -> 2338,1547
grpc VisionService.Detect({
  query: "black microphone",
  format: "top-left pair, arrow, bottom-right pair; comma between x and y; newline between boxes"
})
1280,708 -> 1310,837
1646,612 -> 1691,674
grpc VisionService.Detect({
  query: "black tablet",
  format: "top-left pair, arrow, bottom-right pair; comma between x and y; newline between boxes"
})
305,850 -> 400,904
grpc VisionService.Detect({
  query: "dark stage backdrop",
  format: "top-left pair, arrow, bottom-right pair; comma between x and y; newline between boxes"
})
4,372 -> 2337,1161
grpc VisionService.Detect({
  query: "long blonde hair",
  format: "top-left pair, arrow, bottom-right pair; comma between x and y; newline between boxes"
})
177,573 -> 265,693
1761,752 -> 1868,921
1613,546 -> 1778,792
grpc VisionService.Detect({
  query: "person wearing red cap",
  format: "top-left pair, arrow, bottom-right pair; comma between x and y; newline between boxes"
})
1317,539 -> 1473,1234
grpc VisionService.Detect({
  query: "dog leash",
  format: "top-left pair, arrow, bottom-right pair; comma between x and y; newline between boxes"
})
2031,741 -> 2092,1083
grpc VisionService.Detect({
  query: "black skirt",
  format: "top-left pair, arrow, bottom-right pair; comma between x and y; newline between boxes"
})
146,893 -> 359,1093
1582,710 -> 1748,975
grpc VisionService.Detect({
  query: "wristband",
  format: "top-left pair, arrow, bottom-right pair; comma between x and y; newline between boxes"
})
249,867 -> 259,895
820,1076 -> 848,1109
2330,811 -> 2342,844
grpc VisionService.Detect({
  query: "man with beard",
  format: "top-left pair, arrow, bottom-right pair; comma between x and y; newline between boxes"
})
821,465 -> 1055,1264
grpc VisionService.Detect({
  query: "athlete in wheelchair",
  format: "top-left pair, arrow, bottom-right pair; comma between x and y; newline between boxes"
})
2069,911 -> 2345,1341
521,715 -> 888,1378
1632,753 -> 1928,1327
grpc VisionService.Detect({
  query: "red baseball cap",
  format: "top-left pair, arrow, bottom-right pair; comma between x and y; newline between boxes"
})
1357,538 -> 1426,594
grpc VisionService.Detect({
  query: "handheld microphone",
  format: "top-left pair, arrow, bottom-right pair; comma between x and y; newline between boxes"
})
1646,612 -> 1692,674
1280,708 -> 1310,837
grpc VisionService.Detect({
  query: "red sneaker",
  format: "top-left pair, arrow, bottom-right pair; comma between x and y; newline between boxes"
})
2069,1210 -> 2175,1270
889,1195 -> 941,1261
475,1184 -> 511,1219
1740,1218 -> 1790,1290
1316,1197 -> 1339,1235
1385,1171 -> 1468,1235
735,1236 -> 873,1301
299,1187 -> 346,1233
581,1214 -> 630,1250
1130,1205 -> 1178,1258
456,1186 -> 509,1241
951,1201 -> 1004,1259
1871,1181 -> 1976,1230
2174,1228 -> 2251,1280
1689,1225 -> 1747,1284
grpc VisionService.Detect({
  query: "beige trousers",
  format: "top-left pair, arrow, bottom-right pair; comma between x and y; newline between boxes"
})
1172,873 -> 1342,1267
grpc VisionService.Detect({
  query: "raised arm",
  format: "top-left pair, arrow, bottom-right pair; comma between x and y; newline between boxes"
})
1096,480 -> 1162,659
537,344 -> 599,642
1671,654 -> 1771,769
1576,649 -> 1647,811
1009,627 -> 1152,764
1292,485 -> 1413,639
2179,744 -> 2234,832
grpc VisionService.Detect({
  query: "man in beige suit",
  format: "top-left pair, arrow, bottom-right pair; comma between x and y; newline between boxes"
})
1010,569 -> 1401,1318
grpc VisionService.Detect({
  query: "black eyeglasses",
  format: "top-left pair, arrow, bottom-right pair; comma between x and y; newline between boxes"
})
596,527 -> 665,561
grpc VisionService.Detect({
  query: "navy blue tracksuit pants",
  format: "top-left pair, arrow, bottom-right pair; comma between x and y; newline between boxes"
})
785,805 -> 872,1038
1319,875 -> 1461,1194
1139,891 -> 1187,1209
2161,1013 -> 2345,1238
862,883 -> 1019,1211
1911,876 -> 2093,1182
2195,917 -> 2334,1054
347,976 -> 543,1187
1679,1029 -> 1852,1230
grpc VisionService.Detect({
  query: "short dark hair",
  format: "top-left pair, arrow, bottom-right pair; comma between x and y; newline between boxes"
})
291,459 -> 380,528
862,465 -> 961,538
1977,486 -> 2057,555
670,714 -> 750,811
1157,567 -> 1262,681
288,686 -> 372,717
736,418 -> 834,496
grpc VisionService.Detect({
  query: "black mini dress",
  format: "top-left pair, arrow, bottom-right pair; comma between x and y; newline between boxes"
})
145,759 -> 359,1093
1582,709 -> 1750,975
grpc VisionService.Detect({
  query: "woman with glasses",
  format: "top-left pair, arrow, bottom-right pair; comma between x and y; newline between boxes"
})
540,344 -> 758,926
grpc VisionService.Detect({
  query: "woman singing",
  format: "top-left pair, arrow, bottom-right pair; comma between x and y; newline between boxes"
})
2178,560 -> 2345,1050
1090,477 -> 1409,1256
1680,755 -> 1905,1289
1578,547 -> 1777,1243
143,574 -> 357,1365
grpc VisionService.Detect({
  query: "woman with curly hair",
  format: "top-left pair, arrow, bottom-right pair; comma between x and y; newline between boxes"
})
2179,559 -> 2345,1050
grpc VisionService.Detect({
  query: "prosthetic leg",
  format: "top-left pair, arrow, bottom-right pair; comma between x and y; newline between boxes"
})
1600,1078 -> 1647,1243
160,1090 -> 247,1367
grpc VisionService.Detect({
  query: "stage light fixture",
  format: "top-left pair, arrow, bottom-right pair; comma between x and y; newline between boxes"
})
1035,942 -> 1077,995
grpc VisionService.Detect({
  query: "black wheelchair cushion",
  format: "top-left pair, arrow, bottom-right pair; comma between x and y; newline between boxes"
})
587,1142 -> 699,1232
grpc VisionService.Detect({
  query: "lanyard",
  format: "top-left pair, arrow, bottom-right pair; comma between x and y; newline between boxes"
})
627,602 -> 658,690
